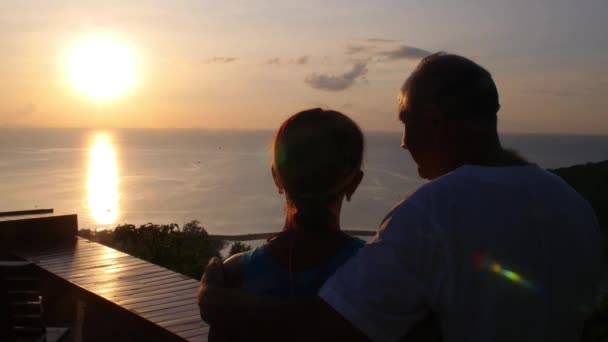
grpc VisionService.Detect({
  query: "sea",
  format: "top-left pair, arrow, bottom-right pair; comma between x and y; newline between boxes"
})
1,128 -> 607,235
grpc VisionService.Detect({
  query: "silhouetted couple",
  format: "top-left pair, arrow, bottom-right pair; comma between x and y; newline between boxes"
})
198,53 -> 602,341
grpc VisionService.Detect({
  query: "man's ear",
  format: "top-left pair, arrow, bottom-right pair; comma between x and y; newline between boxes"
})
271,166 -> 284,194
345,170 -> 364,201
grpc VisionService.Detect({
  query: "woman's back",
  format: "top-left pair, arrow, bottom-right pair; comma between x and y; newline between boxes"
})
242,231 -> 365,296
222,230 -> 365,294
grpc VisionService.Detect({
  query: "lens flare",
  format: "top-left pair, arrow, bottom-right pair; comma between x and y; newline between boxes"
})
473,254 -> 538,291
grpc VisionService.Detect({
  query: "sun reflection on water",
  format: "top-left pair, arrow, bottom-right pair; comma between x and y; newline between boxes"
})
87,133 -> 120,225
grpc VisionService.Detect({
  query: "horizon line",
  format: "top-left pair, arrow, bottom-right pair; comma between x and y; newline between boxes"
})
1,125 -> 608,136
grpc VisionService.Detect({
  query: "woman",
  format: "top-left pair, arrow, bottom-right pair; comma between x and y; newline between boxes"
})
209,108 -> 366,340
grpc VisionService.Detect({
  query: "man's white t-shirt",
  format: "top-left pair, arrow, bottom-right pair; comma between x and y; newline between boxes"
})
320,165 -> 602,342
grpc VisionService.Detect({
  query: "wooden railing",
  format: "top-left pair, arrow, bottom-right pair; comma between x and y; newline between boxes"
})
1,210 -> 208,341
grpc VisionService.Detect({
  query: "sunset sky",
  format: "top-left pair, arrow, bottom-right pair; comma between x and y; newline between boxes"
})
0,0 -> 606,133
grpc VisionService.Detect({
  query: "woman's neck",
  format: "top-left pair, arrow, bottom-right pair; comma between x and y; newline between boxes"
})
283,213 -> 341,232
283,197 -> 343,232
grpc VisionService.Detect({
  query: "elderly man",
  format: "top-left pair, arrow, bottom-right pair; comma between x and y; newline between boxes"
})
198,53 -> 601,342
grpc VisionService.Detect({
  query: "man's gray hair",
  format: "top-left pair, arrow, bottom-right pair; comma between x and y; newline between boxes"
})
399,52 -> 500,124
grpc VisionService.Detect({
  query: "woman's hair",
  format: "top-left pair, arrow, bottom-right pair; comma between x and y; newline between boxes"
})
272,108 -> 364,231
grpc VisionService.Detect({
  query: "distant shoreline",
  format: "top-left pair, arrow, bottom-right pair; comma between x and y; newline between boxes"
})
210,229 -> 376,241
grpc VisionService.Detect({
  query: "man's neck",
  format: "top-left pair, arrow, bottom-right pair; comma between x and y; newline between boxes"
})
461,143 -> 530,168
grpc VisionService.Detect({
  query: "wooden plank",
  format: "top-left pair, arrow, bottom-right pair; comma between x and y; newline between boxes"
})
36,245 -> 121,263
60,268 -> 161,289
37,239 -> 111,256
124,292 -> 197,311
88,276 -> 173,301
47,256 -> 145,275
177,326 -> 209,339
85,260 -> 159,275
106,282 -> 199,303
34,248 -> 114,265
139,302 -> 201,321
115,266 -> 175,280
63,261 -> 159,285
39,257 -> 129,274
45,253 -> 141,271
156,314 -> 203,328
84,273 -> 190,294
117,292 -> 179,307
82,274 -> 191,296
97,266 -> 172,285
146,308 -> 201,324
38,244 -> 129,262
40,253 -> 125,267
132,297 -> 197,314
66,266 -> 169,285
166,320 -> 207,334
187,335 -> 209,342
116,287 -> 196,307
94,280 -> 197,302
53,261 -> 153,281
29,240 -> 99,258
58,262 -> 158,282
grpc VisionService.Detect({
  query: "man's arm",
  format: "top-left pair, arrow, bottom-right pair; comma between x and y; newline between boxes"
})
205,253 -> 246,341
199,280 -> 369,341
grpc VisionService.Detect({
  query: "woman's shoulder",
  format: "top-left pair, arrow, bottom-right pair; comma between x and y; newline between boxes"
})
348,236 -> 366,248
321,236 -> 365,270
333,232 -> 366,251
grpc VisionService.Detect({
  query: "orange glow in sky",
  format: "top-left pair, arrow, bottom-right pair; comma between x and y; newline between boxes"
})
0,1 -> 606,133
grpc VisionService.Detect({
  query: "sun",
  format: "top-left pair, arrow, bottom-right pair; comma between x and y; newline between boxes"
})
67,35 -> 137,100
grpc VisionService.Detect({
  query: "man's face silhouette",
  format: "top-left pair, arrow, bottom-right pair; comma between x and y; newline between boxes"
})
400,96 -> 447,180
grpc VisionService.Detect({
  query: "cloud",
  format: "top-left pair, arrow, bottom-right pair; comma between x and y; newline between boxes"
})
264,57 -> 281,65
346,45 -> 372,55
366,38 -> 398,43
305,62 -> 368,92
379,45 -> 431,60
204,56 -> 238,64
296,56 -> 309,65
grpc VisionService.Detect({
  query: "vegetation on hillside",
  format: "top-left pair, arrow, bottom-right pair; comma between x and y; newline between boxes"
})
551,160 -> 608,238
228,241 -> 252,257
551,160 -> 608,342
78,220 -> 225,280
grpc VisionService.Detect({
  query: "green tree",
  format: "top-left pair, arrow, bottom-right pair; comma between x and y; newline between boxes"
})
228,241 -> 252,257
78,220 -> 225,279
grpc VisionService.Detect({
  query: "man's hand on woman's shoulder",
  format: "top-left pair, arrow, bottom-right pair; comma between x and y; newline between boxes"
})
198,257 -> 224,323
